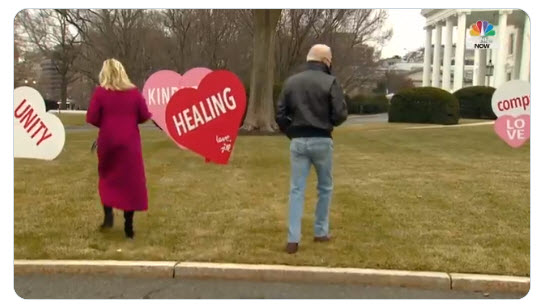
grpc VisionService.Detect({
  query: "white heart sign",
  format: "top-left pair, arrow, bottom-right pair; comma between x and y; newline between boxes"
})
14,86 -> 65,160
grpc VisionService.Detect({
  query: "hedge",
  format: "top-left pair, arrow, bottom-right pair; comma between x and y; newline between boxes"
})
347,95 -> 389,114
388,87 -> 460,125
453,86 -> 497,119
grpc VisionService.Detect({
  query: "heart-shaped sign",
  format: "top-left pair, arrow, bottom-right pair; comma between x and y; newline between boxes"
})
14,86 -> 65,160
142,67 -> 212,148
494,115 -> 530,148
491,80 -> 530,117
165,70 -> 247,164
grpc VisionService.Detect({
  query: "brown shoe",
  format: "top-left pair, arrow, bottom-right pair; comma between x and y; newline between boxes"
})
286,242 -> 298,254
314,235 -> 331,242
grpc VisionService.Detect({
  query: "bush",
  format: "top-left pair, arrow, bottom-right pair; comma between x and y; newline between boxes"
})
344,94 -> 352,105
347,95 -> 389,114
453,86 -> 497,119
388,87 -> 459,125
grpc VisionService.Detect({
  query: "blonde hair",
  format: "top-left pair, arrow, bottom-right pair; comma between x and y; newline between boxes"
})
99,58 -> 136,91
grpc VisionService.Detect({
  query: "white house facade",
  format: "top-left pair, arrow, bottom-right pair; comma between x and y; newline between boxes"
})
420,9 -> 530,91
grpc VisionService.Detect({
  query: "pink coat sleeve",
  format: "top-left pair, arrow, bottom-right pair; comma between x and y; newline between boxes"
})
86,87 -> 102,127
137,92 -> 152,124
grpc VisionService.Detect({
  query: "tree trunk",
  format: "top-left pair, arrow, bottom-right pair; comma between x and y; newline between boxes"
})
60,74 -> 68,109
242,9 -> 281,132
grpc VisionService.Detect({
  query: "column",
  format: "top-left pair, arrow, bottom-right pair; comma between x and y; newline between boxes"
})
494,10 -> 512,87
422,26 -> 433,86
432,22 -> 443,87
453,11 -> 468,91
519,14 -> 530,81
513,26 -> 523,79
442,18 -> 454,91
473,49 -> 487,86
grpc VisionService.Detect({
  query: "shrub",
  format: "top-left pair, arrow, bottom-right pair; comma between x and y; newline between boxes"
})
44,99 -> 58,111
363,95 -> 389,114
388,87 -> 459,125
344,94 -> 352,105
347,95 -> 365,114
453,86 -> 497,119
347,95 -> 389,114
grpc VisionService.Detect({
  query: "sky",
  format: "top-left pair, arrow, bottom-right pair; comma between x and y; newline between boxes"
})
380,9 -> 426,59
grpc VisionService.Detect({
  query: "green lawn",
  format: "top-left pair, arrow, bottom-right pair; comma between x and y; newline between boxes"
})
53,113 -> 87,126
14,122 -> 530,276
53,112 -> 154,127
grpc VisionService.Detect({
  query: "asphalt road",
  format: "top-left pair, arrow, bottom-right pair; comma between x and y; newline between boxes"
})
14,274 -> 525,299
343,113 -> 388,125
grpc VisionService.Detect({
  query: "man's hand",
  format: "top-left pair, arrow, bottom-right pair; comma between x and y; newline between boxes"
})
330,79 -> 348,126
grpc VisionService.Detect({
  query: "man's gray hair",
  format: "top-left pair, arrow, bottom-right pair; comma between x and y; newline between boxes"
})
306,44 -> 332,66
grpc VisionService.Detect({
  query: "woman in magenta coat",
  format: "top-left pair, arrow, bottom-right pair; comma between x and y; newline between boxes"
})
86,58 -> 152,239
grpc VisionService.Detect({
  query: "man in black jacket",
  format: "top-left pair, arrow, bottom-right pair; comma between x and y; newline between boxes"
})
276,44 -> 348,254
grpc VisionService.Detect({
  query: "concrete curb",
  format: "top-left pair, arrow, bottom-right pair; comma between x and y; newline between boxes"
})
174,262 -> 450,290
14,260 -> 175,278
450,273 -> 530,294
14,260 -> 529,294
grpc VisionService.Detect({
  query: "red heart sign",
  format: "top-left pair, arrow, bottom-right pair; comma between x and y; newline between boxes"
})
165,70 -> 247,164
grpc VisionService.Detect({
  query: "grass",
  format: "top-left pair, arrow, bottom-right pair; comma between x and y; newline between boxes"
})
54,112 -> 156,128
52,113 -> 87,127
14,122 -> 530,276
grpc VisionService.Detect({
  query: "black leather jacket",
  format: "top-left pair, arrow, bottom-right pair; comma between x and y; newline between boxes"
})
275,61 -> 348,139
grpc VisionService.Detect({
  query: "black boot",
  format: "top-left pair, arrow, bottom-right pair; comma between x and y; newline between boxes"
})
100,206 -> 114,229
124,211 -> 135,239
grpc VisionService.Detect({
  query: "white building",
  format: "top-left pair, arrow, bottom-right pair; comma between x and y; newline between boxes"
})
421,9 -> 530,91
378,48 -> 478,89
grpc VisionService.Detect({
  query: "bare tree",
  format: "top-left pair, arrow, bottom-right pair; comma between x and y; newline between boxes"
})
403,47 -> 425,62
17,9 -> 81,106
374,71 -> 415,94
17,9 -> 391,115
275,9 -> 392,92
14,17 -> 42,87
61,9 -> 168,87
242,9 -> 282,132
276,9 -> 322,80
162,9 -> 194,72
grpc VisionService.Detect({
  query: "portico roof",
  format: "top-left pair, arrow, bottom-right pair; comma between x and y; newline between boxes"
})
421,9 -> 526,28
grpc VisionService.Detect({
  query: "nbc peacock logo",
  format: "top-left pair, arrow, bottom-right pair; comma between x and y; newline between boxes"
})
470,20 -> 496,37
466,20 -> 498,49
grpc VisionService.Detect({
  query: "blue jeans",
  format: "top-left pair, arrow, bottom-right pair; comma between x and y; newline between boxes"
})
288,137 -> 334,243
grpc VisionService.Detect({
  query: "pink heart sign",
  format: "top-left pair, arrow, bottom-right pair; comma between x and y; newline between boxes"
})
494,115 -> 530,148
142,67 -> 212,147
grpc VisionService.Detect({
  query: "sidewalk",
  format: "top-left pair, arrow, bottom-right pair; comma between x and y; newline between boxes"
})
14,260 -> 530,295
